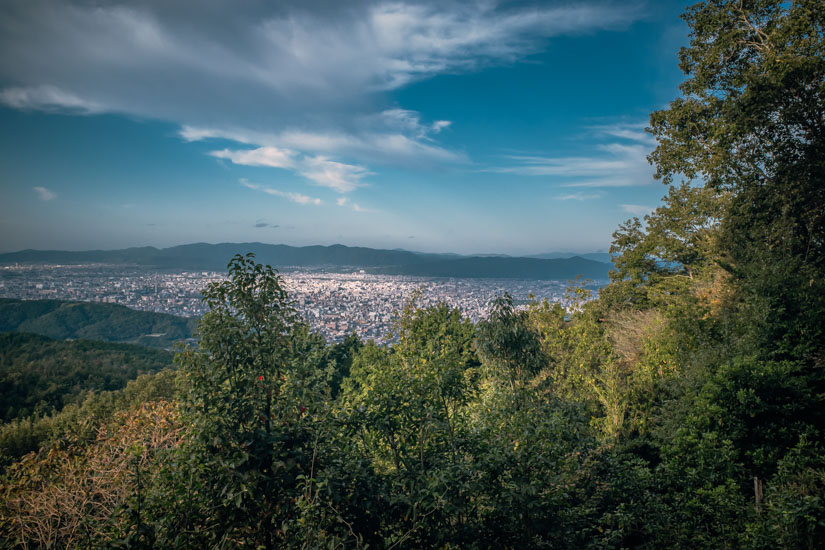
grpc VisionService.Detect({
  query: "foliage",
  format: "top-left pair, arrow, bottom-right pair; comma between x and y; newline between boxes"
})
155,254 -> 334,549
648,0 -> 825,358
745,435 -> 825,549
475,294 -> 544,399
0,401 -> 182,550
0,332 -> 173,422
0,369 -> 178,473
0,298 -> 197,349
336,299 -> 480,547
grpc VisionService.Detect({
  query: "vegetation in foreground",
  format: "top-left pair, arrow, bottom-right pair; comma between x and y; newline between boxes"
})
1,1 -> 824,548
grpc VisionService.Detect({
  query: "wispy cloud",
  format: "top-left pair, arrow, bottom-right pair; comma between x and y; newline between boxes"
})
621,203 -> 655,216
494,123 -> 655,187
221,150 -> 369,193
300,156 -> 370,193
1,85 -> 105,114
240,179 -> 321,205
0,0 -> 641,108
33,186 -> 57,201
185,118 -> 464,167
337,197 -> 372,213
588,122 -> 653,143
364,2 -> 642,89
555,192 -> 604,201
211,147 -> 296,169
379,109 -> 451,140
183,108 -> 458,194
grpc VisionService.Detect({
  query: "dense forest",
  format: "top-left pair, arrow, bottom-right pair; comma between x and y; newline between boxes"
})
1,1 -> 824,548
0,298 -> 197,349
0,333 -> 173,423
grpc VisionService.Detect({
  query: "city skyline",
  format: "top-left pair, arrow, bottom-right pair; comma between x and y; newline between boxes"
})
1,0 -> 690,255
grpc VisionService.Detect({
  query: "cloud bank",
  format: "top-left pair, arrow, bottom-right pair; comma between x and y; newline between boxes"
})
0,1 -> 643,191
496,123 -> 656,187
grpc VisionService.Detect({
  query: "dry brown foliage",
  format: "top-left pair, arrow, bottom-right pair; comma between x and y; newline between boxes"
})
606,309 -> 666,368
0,401 -> 182,549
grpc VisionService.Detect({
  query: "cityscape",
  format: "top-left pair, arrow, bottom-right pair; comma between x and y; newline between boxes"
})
0,263 -> 604,342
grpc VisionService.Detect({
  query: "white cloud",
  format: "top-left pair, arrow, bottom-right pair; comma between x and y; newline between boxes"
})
431,120 -> 451,133
0,1 -> 641,111
336,196 -> 371,213
379,108 -> 451,139
299,156 -> 370,193
240,179 -> 321,205
0,1 -> 641,165
0,1 -> 645,206
621,203 -> 654,216
219,149 -> 369,193
555,192 -> 604,201
185,120 -> 464,166
495,123 -> 655,187
503,154 -> 640,178
33,186 -> 57,201
211,147 -> 296,169
588,122 -> 654,144
364,2 -> 641,89
1,85 -> 105,114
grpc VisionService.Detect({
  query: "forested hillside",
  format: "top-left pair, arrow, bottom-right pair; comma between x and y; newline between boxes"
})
0,333 -> 174,422
0,298 -> 197,349
1,1 -> 823,548
0,368 -> 178,473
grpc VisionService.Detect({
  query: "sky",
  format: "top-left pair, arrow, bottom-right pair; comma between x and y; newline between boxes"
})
0,0 -> 691,255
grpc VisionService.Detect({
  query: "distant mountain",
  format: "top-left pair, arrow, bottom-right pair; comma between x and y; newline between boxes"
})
0,298 -> 197,349
0,243 -> 612,279
528,252 -> 612,264
375,256 -> 610,280
0,243 -> 438,271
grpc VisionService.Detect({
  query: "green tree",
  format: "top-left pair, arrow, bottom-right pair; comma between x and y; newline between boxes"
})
629,2 -> 825,546
338,300 -> 480,547
648,0 -> 825,359
475,294 -> 545,402
163,254 -> 332,549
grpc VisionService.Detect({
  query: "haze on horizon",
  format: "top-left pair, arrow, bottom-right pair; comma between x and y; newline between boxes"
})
0,0 -> 689,256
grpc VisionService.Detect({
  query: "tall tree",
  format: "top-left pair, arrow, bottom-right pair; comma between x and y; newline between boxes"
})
636,3 -> 825,546
649,0 -> 825,357
168,254 -> 331,549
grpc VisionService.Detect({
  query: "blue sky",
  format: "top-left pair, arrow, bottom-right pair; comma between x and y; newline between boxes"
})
0,0 -> 690,255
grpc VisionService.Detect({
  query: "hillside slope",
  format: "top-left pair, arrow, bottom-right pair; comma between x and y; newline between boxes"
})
0,298 -> 196,349
0,332 -> 174,422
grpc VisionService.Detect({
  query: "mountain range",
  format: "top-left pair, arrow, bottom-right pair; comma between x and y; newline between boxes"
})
0,243 -> 612,280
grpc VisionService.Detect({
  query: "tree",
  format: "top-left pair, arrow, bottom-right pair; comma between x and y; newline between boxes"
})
0,401 -> 181,549
475,294 -> 544,401
648,0 -> 825,358
338,299 -> 480,547
633,3 -> 825,546
165,254 -> 332,549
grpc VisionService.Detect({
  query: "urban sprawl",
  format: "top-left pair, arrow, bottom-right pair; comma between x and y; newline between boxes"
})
0,264 -> 605,342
